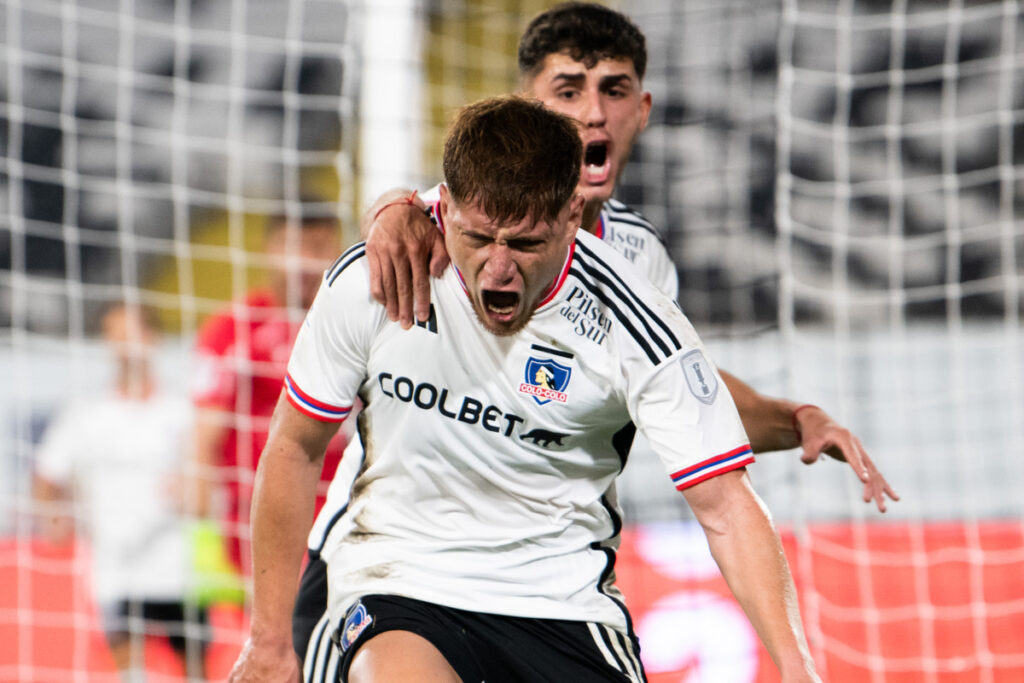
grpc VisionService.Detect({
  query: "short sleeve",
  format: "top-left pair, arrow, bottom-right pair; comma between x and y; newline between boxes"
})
285,244 -> 382,423
626,300 -> 752,491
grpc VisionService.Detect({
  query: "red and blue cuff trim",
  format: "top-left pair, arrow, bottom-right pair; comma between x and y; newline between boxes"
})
284,374 -> 351,423
670,444 -> 754,491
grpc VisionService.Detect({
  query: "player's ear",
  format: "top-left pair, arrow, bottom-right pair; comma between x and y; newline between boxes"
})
638,91 -> 653,133
566,193 -> 585,241
438,183 -> 452,226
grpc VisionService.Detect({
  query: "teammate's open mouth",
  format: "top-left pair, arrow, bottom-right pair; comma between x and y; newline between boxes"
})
585,142 -> 608,167
583,142 -> 611,184
483,290 -> 519,316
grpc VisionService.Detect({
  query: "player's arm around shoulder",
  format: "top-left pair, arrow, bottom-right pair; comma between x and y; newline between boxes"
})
361,186 -> 448,328
682,469 -> 820,682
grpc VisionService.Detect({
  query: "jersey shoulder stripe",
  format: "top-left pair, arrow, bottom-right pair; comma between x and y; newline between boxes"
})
285,373 -> 352,422
572,239 -> 682,364
604,199 -> 666,245
568,261 -> 661,365
670,444 -> 754,490
326,242 -> 367,286
575,238 -> 680,347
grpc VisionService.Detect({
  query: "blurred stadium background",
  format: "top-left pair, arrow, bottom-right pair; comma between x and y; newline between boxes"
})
2,0 -> 1023,681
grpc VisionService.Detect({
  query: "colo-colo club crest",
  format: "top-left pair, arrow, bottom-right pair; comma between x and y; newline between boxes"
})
519,357 -> 571,405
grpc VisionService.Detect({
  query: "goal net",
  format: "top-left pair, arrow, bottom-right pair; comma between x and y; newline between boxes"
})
1,1 -> 1022,681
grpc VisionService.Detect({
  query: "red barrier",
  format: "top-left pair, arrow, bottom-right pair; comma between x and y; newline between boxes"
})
3,522 -> 1023,681
616,521 -> 1024,682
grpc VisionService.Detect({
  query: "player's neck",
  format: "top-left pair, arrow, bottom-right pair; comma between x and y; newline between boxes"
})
581,201 -> 602,235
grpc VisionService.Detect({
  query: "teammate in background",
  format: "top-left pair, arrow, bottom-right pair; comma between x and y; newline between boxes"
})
34,303 -> 209,681
361,1 -> 898,510
190,208 -> 350,577
230,95 -> 819,683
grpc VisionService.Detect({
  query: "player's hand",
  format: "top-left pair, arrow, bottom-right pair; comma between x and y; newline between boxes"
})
364,192 -> 449,329
794,405 -> 900,513
228,636 -> 301,683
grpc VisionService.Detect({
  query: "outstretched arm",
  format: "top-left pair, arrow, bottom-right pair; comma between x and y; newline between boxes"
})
721,370 -> 899,513
683,468 -> 820,683
228,395 -> 339,683
361,188 -> 449,329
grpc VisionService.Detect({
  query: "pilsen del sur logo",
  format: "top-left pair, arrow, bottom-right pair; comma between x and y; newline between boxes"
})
519,357 -> 572,405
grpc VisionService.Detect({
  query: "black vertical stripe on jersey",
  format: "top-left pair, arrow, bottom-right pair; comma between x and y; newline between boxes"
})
326,243 -> 367,286
310,427 -> 368,554
414,304 -> 438,333
611,422 -> 636,472
311,497 -> 353,557
574,239 -> 681,352
590,495 -> 640,643
568,266 -> 661,365
311,506 -> 349,557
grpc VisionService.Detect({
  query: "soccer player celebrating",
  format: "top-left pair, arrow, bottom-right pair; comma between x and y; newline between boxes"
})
362,2 -> 897,509
228,96 -> 819,683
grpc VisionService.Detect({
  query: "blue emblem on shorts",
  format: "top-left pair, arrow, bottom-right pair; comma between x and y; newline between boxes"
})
338,601 -> 373,653
519,357 -> 572,405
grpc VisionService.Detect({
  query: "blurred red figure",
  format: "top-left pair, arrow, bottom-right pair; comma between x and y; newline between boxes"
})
191,209 -> 348,575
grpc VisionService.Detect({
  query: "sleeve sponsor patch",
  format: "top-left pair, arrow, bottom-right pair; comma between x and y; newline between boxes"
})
680,350 -> 718,405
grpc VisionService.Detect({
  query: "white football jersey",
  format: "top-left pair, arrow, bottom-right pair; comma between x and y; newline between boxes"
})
288,227 -> 750,633
596,198 -> 678,301
306,196 -> 681,553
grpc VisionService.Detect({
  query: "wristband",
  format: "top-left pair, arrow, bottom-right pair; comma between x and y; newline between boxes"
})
372,190 -> 419,222
790,403 -> 819,441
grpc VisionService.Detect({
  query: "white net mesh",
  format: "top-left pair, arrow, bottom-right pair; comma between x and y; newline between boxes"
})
2,0 -> 1022,681
1,0 -> 359,679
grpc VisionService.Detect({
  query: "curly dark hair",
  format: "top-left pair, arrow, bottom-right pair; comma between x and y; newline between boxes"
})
517,2 -> 647,81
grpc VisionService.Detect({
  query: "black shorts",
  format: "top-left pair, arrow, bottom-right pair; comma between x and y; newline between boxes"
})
293,552 -> 330,657
103,599 -> 209,658
304,593 -> 646,683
